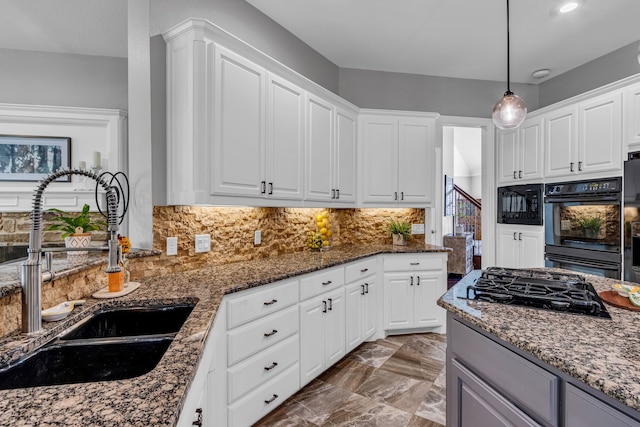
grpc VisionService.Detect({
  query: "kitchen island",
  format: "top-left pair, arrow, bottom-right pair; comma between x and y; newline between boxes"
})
0,243 -> 449,426
438,270 -> 640,426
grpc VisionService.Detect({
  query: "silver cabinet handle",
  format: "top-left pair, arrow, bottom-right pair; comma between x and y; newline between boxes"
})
578,161 -> 582,171
570,162 -> 574,172
410,262 -> 420,265
322,280 -> 332,286
264,329 -> 278,337
361,284 -> 365,295
513,170 -> 517,179
331,189 -> 336,199
519,232 -> 522,241
263,299 -> 278,306
360,268 -> 369,273
336,189 -> 340,199
416,276 -> 420,286
268,182 -> 273,195
322,300 -> 327,313
518,170 -> 522,179
394,191 -> 398,200
401,191 -> 404,200
264,362 -> 278,371
410,276 -> 414,285
261,181 -> 266,194
365,283 -> 369,293
513,232 -> 517,240
264,394 -> 278,404
328,298 -> 333,310
192,408 -> 202,426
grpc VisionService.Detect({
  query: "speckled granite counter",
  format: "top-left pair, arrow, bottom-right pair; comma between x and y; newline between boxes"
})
438,270 -> 640,414
0,243 -> 449,427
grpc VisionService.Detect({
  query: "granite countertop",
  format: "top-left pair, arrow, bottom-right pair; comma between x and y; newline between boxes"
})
438,270 -> 640,413
0,243 -> 449,427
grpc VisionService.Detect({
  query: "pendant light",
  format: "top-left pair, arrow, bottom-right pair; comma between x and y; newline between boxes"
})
492,0 -> 527,129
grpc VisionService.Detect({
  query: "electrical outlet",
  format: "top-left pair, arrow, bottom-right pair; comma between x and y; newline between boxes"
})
411,224 -> 425,234
195,234 -> 211,253
166,237 -> 178,256
254,230 -> 262,245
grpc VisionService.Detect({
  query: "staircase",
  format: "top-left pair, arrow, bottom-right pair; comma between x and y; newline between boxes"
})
454,184 -> 482,268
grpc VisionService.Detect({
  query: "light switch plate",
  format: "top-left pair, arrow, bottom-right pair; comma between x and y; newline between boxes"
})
195,234 -> 211,253
411,224 -> 425,234
254,230 -> 262,245
166,237 -> 178,256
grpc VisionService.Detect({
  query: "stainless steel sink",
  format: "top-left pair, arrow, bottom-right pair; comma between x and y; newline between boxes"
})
0,303 -> 196,390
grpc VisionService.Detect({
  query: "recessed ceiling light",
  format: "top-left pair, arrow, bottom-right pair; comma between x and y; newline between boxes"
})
550,0 -> 584,16
532,69 -> 551,79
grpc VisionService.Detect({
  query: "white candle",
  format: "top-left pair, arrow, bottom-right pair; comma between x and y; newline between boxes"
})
92,151 -> 101,168
78,161 -> 86,170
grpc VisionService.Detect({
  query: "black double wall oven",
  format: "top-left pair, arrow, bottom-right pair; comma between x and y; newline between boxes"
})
544,177 -> 622,279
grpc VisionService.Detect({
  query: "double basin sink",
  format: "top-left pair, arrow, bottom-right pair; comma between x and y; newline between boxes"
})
0,303 -> 195,390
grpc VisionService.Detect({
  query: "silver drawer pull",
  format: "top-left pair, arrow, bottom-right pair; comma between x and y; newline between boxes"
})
264,329 -> 278,337
264,362 -> 278,371
365,283 -> 369,293
410,262 -> 420,265
360,268 -> 369,273
322,280 -> 332,286
264,394 -> 278,404
263,299 -> 278,306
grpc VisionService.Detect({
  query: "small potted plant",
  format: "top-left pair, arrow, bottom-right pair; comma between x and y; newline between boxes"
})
47,204 -> 106,259
577,214 -> 603,239
387,218 -> 411,246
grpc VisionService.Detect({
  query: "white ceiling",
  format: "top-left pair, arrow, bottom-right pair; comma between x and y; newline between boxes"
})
0,0 -> 639,85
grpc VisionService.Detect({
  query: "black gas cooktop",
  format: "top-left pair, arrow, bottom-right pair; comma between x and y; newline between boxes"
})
466,267 -> 611,319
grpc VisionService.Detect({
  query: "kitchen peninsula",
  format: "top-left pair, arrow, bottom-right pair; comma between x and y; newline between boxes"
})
438,270 -> 640,426
0,243 -> 449,426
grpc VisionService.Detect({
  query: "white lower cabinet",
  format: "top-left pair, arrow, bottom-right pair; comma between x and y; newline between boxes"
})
496,224 -> 544,269
344,258 -> 377,353
383,254 -> 447,331
299,286 -> 346,386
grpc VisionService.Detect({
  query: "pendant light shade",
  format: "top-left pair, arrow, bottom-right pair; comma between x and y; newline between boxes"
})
492,0 -> 527,130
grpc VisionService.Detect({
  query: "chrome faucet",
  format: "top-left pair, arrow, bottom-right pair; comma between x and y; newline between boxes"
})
21,168 -> 121,334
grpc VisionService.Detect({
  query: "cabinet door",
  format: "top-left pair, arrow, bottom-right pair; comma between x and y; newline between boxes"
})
345,281 -> 364,353
265,73 -> 304,200
398,118 -> 433,204
212,45 -> 265,196
520,117 -> 543,181
299,296 -> 326,386
362,279 -> 376,340
324,288 -> 346,367
578,92 -> 622,175
496,128 -> 519,184
334,107 -> 357,203
413,271 -> 445,328
520,229 -> 545,268
361,116 -> 398,203
383,273 -> 413,330
306,93 -> 334,201
624,83 -> 640,148
496,226 -> 521,269
544,107 -> 577,178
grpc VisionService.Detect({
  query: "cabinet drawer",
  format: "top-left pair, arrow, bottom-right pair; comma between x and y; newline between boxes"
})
228,334 -> 299,403
227,305 -> 299,366
228,363 -> 299,427
565,383 -> 640,427
227,279 -> 299,329
345,257 -> 377,283
384,255 -> 441,272
450,319 -> 559,425
299,267 -> 344,301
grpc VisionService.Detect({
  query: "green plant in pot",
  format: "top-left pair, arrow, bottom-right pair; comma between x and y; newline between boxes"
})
47,204 -> 106,259
387,219 -> 411,246
577,214 -> 602,239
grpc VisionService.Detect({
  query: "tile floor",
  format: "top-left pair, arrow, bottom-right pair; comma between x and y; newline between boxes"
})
253,333 -> 447,427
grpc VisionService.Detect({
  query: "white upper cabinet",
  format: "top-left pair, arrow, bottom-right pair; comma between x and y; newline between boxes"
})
305,94 -> 357,203
624,82 -> 640,151
544,92 -> 621,179
497,117 -> 543,185
360,111 -> 438,206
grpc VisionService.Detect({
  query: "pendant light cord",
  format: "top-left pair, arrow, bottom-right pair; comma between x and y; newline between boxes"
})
506,0 -> 512,94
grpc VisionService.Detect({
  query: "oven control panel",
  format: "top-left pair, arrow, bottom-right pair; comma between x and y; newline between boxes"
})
545,177 -> 621,196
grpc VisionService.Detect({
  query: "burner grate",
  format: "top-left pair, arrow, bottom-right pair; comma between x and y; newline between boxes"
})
467,267 -> 611,318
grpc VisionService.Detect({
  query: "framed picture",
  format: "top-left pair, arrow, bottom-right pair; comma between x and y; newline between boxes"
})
444,175 -> 454,216
0,135 -> 71,182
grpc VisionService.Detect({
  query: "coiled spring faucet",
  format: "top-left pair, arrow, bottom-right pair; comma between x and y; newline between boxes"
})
21,168 -> 121,334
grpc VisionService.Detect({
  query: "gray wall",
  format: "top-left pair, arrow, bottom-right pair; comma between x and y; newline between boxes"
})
149,0 -> 339,94
0,48 -> 127,110
539,40 -> 640,108
338,68 -> 539,118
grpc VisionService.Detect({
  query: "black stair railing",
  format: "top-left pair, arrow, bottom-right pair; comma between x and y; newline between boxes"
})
454,184 -> 482,240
